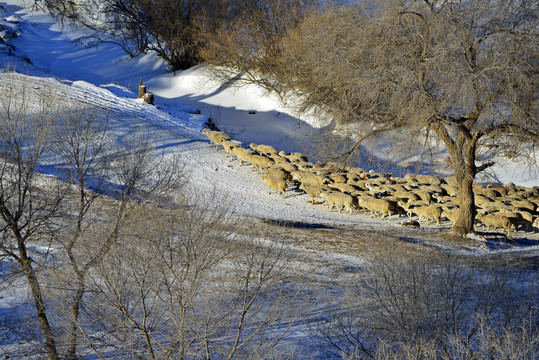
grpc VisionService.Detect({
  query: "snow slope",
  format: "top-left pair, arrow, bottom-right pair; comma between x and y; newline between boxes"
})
0,0 -> 536,258
0,1 -> 537,357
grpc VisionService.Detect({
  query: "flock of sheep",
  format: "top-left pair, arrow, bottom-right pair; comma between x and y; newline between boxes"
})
202,128 -> 539,237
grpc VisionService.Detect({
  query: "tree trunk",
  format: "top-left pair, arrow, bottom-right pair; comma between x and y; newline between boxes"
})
67,286 -> 85,359
452,173 -> 476,235
451,136 -> 479,236
20,249 -> 60,360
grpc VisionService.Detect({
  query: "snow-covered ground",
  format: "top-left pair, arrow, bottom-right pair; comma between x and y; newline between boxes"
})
0,1 -> 538,358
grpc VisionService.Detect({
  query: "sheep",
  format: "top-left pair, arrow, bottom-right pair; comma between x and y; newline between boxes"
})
229,146 -> 253,165
415,174 -> 443,186
260,175 -> 288,199
409,205 -> 443,225
392,191 -> 420,202
411,190 -> 433,202
320,191 -> 357,215
292,173 -> 329,187
487,183 -> 509,196
441,209 -> 460,225
380,197 -> 404,217
329,183 -> 359,194
357,198 -> 396,220
329,174 -> 347,183
444,176 -> 458,186
475,214 -> 516,236
474,187 -> 501,199
275,163 -> 298,173
202,129 -> 231,149
385,184 -> 409,192
506,200 -> 537,213
420,185 -> 445,195
432,193 -> 454,203
268,154 -> 290,164
299,183 -> 328,204
313,169 -> 332,176
296,162 -> 315,172
440,184 -> 458,197
513,211 -> 535,232
347,179 -> 370,191
262,166 -> 292,182
249,143 -> 277,154
441,202 -> 460,211
474,194 -> 493,207
348,167 -> 366,175
497,211 -> 522,231
398,200 -> 431,218
477,201 -> 515,213
220,140 -> 240,159
246,154 -> 275,173
365,182 -> 395,194
278,151 -> 308,163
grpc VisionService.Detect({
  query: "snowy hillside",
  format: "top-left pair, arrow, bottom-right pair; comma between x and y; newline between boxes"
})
0,0 -> 536,266
0,1 -> 538,358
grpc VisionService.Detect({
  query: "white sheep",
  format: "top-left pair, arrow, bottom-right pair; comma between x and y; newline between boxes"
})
229,146 -> 252,165
348,167 -> 366,175
441,209 -> 460,225
268,154 -> 291,164
260,175 -> 288,199
513,211 -> 535,232
474,187 -> 501,199
202,129 -> 231,150
262,166 -> 292,182
357,198 -> 396,220
320,191 -> 357,215
486,183 -> 509,196
411,190 -> 433,202
506,200 -> 537,213
220,140 -> 240,159
299,183 -> 328,204
414,174 -> 443,186
250,143 -> 277,154
475,214 -> 516,236
397,200 -> 431,218
292,173 -> 329,187
329,183 -> 359,194
275,163 -> 298,173
278,150 -> 308,163
432,193 -> 454,203
440,184 -> 458,197
296,162 -> 315,172
246,154 -> 275,173
329,174 -> 347,183
410,205 -> 443,225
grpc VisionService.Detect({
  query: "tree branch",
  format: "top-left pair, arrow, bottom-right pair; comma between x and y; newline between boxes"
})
476,161 -> 495,173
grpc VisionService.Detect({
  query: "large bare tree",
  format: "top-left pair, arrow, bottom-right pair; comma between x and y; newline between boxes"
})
34,0 -> 235,70
198,0 -> 321,96
277,0 -> 538,234
0,72 -> 186,358
75,196 -> 294,359
0,74 -> 63,359
315,252 -> 539,359
52,106 -> 186,358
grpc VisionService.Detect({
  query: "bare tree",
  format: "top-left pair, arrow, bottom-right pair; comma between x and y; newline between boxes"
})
0,74 -> 63,359
314,252 -> 539,359
51,106 -> 186,358
76,194 -> 295,359
34,0 -> 235,70
198,0 -> 321,97
276,0 -> 538,235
